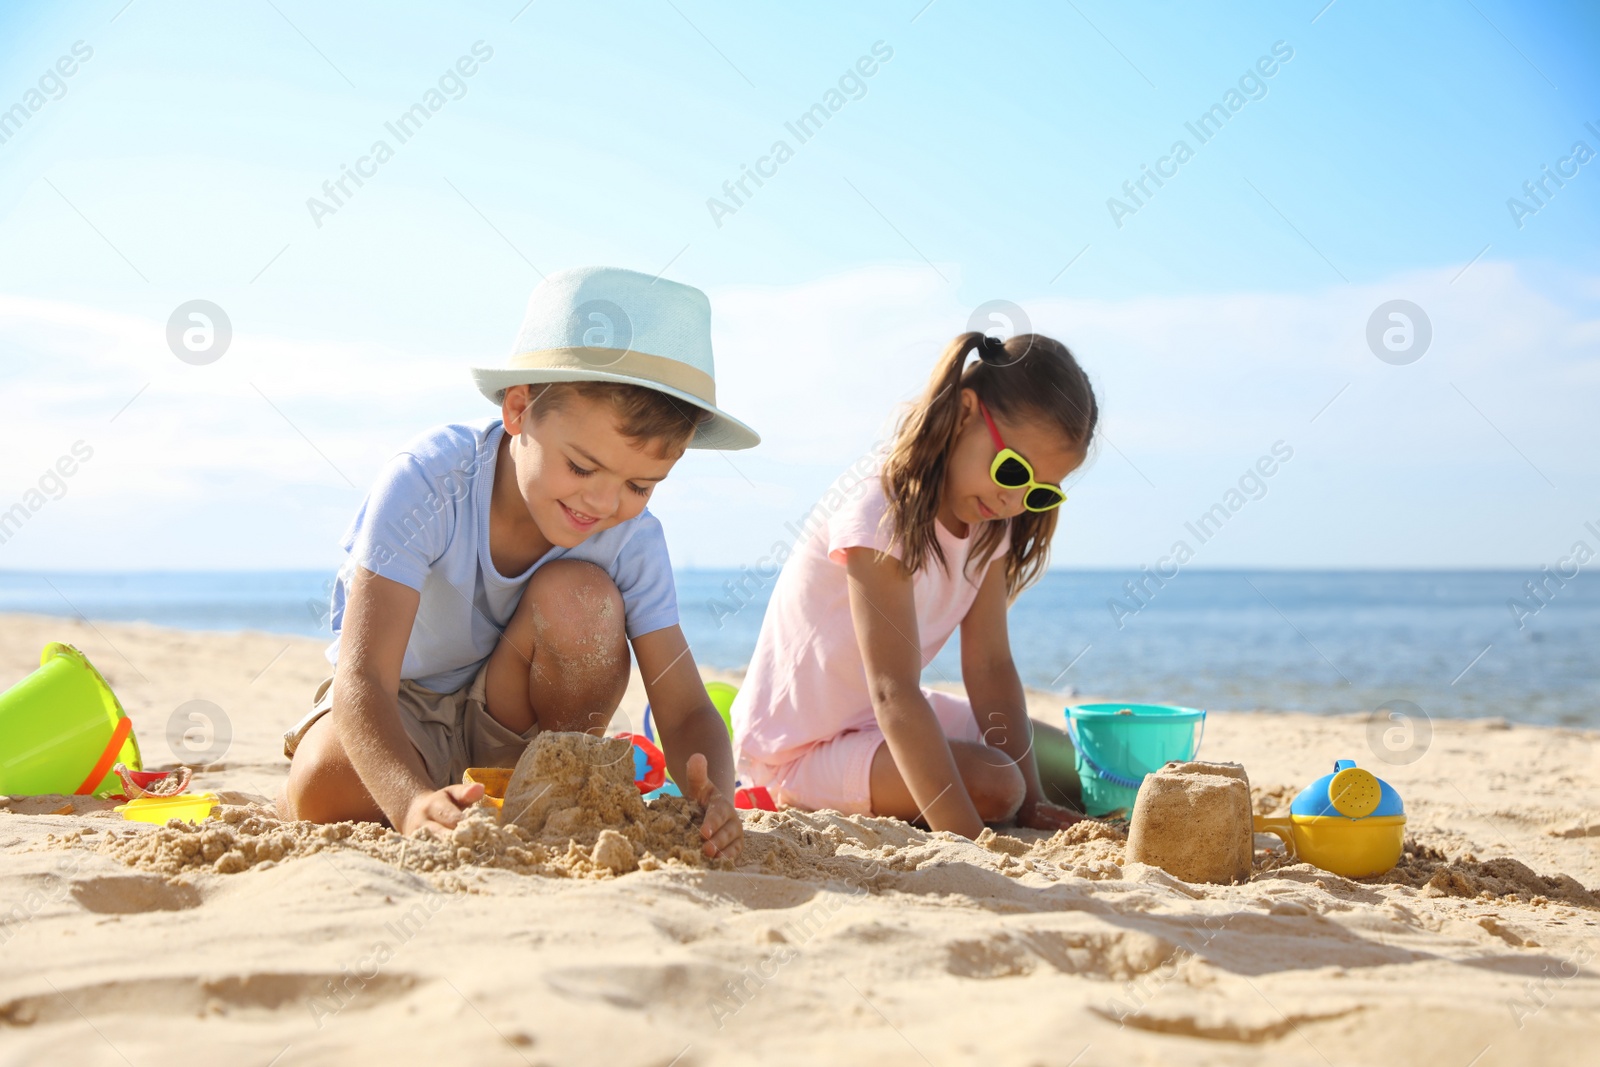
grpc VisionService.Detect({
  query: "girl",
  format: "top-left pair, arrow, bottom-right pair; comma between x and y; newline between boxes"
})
731,330 -> 1097,837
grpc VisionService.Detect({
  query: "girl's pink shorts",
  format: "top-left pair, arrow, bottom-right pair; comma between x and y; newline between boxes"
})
743,688 -> 983,815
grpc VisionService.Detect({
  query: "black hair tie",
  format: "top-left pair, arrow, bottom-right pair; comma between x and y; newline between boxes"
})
978,333 -> 1007,362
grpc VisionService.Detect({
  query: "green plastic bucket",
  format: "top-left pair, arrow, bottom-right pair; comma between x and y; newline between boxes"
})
0,643 -> 142,797
705,681 -> 739,740
643,681 -> 739,788
1066,703 -> 1205,816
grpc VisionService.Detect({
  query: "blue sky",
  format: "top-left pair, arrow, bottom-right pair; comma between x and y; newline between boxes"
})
0,0 -> 1596,571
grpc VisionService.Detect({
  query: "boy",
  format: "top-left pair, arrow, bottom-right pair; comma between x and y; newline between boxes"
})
282,266 -> 759,859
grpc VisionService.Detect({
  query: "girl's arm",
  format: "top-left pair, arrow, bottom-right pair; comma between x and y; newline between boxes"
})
845,547 -> 986,839
634,624 -> 742,860
960,562 -> 1082,831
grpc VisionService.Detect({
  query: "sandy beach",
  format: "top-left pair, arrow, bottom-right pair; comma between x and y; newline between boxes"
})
2,611 -> 1598,1067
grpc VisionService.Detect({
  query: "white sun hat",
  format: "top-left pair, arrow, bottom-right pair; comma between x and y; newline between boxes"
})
470,265 -> 759,451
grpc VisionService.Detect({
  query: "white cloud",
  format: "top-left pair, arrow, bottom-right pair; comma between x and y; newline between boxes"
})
2,260 -> 1596,569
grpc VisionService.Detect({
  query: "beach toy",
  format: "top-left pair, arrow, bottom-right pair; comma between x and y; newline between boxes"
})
1065,703 -> 1205,817
636,682 -> 766,806
704,682 -> 738,737
463,766 -> 512,810
112,763 -> 193,801
642,680 -> 739,745
734,785 -> 776,811
115,792 -> 218,825
1127,762 -> 1253,884
613,732 -> 667,794
1253,759 -> 1406,879
0,643 -> 143,797
643,681 -> 740,789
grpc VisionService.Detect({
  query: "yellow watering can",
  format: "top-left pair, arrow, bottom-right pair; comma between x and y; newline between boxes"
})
1254,759 -> 1406,879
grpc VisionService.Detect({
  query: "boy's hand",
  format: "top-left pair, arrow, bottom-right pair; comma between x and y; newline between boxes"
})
683,753 -> 743,861
1017,798 -> 1087,833
399,782 -> 485,839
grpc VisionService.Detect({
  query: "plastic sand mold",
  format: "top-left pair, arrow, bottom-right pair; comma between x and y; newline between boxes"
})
463,767 -> 512,810
116,792 -> 219,825
615,732 -> 667,793
112,763 -> 193,801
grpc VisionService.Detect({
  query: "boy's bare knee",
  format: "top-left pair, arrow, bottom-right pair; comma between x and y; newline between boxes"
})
524,560 -> 626,652
521,559 -> 627,668
515,561 -> 630,735
970,759 -> 1026,823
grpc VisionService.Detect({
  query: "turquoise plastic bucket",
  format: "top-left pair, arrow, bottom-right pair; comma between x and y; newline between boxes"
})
1066,703 -> 1206,816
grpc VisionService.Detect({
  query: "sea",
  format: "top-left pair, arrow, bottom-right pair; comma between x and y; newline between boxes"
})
1,569 -> 1594,728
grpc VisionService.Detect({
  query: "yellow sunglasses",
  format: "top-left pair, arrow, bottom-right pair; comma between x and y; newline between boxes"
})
979,400 -> 1066,512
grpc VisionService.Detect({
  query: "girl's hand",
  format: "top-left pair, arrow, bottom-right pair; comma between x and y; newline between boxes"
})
1017,797 -> 1087,832
684,753 -> 743,861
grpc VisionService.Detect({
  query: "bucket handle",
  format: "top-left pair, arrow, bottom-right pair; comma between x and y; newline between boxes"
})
1065,712 -> 1208,792
75,715 -> 133,795
1065,718 -> 1145,790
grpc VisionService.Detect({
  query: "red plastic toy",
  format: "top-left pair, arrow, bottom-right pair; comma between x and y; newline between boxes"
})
734,786 -> 776,811
612,732 -> 667,794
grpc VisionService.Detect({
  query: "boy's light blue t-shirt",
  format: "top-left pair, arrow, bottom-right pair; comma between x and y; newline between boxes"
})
325,417 -> 679,693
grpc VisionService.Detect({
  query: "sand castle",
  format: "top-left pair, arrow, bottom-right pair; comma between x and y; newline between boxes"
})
1125,760 -> 1254,884
500,731 -> 712,873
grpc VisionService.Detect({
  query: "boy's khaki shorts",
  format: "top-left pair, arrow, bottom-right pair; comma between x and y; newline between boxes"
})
282,662 -> 538,790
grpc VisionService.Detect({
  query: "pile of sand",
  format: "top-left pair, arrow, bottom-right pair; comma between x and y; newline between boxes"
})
85,805 -> 630,882
87,733 -> 716,883
498,731 -> 712,873
1378,841 -> 1600,906
69,730 -> 1136,893
79,783 -> 1130,897
1244,829 -> 1600,906
59,732 -> 1600,914
74,801 -> 1135,899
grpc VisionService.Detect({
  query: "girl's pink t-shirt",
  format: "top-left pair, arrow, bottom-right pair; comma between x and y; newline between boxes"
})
731,470 -> 1007,772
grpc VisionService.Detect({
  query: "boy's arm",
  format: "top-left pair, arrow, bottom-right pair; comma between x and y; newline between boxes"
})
333,566 -> 483,836
633,625 -> 742,860
960,562 -> 1082,831
845,547 -> 985,839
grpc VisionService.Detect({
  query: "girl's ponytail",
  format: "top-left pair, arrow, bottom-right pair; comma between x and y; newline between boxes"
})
880,332 -> 991,579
